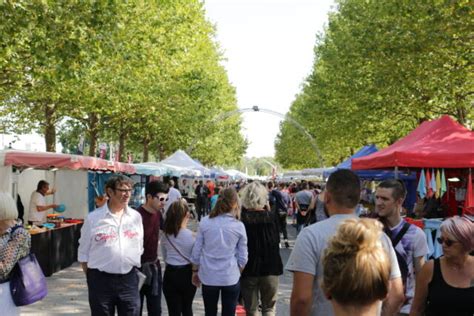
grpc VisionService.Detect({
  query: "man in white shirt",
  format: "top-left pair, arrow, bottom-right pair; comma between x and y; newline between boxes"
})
164,179 -> 181,215
78,175 -> 144,316
28,180 -> 58,225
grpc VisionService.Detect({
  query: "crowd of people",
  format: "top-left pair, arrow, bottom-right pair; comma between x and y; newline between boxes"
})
0,169 -> 473,316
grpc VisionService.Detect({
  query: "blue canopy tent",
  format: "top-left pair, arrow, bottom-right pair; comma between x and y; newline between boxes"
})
324,145 -> 417,209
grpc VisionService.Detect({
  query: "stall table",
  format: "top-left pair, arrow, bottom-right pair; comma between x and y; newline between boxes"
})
30,222 -> 83,277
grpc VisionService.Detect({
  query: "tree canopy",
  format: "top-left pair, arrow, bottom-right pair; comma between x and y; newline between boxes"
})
275,0 -> 473,168
0,0 -> 247,165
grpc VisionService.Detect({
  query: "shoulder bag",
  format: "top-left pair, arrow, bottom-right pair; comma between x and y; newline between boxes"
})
9,226 -> 48,306
165,234 -> 192,264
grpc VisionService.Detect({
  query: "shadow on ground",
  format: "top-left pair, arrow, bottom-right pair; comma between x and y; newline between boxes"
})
20,219 -> 298,315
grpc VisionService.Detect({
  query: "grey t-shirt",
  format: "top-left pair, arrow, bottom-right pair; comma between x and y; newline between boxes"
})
161,228 -> 195,266
295,190 -> 313,206
286,214 -> 401,316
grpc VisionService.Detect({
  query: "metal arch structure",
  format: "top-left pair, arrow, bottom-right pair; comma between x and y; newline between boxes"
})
186,106 -> 325,167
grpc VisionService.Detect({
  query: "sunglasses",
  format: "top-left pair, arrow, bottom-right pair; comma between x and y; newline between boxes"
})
437,237 -> 458,247
154,195 -> 169,202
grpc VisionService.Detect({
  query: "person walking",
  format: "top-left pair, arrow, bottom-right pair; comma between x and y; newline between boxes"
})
194,180 -> 209,221
287,170 -> 404,316
322,218 -> 391,316
239,182 -> 283,316
267,182 -> 289,248
161,199 -> 197,316
78,175 -> 144,316
375,179 -> 428,315
136,181 -> 169,316
191,187 -> 248,316
0,192 -> 31,316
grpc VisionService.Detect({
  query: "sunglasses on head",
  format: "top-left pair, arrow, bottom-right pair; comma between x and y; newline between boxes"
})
437,237 -> 458,247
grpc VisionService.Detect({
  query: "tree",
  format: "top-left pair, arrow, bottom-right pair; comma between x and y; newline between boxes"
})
276,0 -> 473,168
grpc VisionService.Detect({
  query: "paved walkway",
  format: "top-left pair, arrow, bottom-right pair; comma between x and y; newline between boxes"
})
20,220 -> 298,315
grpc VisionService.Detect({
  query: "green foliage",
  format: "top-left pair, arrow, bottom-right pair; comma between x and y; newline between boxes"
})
0,0 -> 246,165
276,0 -> 473,169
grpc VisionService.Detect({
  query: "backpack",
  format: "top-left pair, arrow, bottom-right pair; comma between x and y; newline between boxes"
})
385,222 -> 411,294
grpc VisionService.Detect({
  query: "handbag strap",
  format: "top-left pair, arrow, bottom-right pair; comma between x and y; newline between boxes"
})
165,234 -> 192,264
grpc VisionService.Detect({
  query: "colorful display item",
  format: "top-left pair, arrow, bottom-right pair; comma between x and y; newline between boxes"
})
54,204 -> 66,213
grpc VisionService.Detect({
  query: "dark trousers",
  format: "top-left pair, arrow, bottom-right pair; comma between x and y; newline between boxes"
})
196,199 -> 208,221
87,268 -> 140,316
202,282 -> 240,316
139,264 -> 162,316
162,264 -> 197,316
278,213 -> 288,240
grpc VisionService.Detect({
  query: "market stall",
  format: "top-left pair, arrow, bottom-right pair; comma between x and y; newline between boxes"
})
325,144 -> 417,209
0,149 -> 136,276
352,115 -> 474,258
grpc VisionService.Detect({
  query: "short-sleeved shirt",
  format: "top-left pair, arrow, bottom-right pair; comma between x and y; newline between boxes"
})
161,228 -> 195,266
28,191 -> 47,223
295,190 -> 313,207
286,214 -> 401,316
389,219 -> 429,314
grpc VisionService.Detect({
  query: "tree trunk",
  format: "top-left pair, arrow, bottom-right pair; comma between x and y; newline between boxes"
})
157,144 -> 165,161
456,107 -> 466,126
44,104 -> 56,152
142,139 -> 149,162
88,113 -> 99,157
118,131 -> 126,162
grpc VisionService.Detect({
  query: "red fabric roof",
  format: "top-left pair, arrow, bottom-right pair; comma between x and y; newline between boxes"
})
1,150 -> 136,173
352,115 -> 474,169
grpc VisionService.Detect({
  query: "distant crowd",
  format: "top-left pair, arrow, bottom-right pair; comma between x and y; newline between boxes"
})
1,170 -> 473,316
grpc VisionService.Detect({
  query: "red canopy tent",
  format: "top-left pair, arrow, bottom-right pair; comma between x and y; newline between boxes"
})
352,115 -> 474,169
0,150 -> 136,173
352,115 -> 474,216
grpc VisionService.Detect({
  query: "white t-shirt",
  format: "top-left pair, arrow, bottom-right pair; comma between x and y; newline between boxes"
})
28,191 -> 47,223
286,214 -> 401,316
164,187 -> 182,213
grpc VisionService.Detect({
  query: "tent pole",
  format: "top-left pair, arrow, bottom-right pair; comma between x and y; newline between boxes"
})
395,166 -> 399,179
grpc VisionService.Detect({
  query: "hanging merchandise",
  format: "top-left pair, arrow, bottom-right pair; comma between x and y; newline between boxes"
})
440,169 -> 447,198
464,168 -> 474,216
430,169 -> 437,196
426,169 -> 433,198
435,169 -> 441,198
417,169 -> 427,199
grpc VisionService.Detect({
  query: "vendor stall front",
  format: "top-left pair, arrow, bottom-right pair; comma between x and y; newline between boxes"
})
0,149 -> 136,276
325,145 -> 417,208
351,116 -> 474,258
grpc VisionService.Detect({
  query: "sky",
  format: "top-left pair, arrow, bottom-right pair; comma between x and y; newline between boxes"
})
203,0 -> 335,158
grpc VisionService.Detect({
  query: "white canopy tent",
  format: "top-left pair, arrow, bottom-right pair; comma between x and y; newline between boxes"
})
160,150 -> 210,177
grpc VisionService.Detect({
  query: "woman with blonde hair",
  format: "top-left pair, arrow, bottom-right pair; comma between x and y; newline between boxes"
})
161,199 -> 196,316
0,192 -> 31,315
191,187 -> 248,316
239,181 -> 283,316
323,218 -> 390,316
410,216 -> 473,316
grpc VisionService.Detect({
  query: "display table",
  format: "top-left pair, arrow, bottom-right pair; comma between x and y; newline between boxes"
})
30,222 -> 83,277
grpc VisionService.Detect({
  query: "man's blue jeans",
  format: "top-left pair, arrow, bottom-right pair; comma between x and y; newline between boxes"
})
202,282 -> 240,316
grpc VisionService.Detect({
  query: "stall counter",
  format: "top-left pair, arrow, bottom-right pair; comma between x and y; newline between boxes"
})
29,222 -> 83,277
